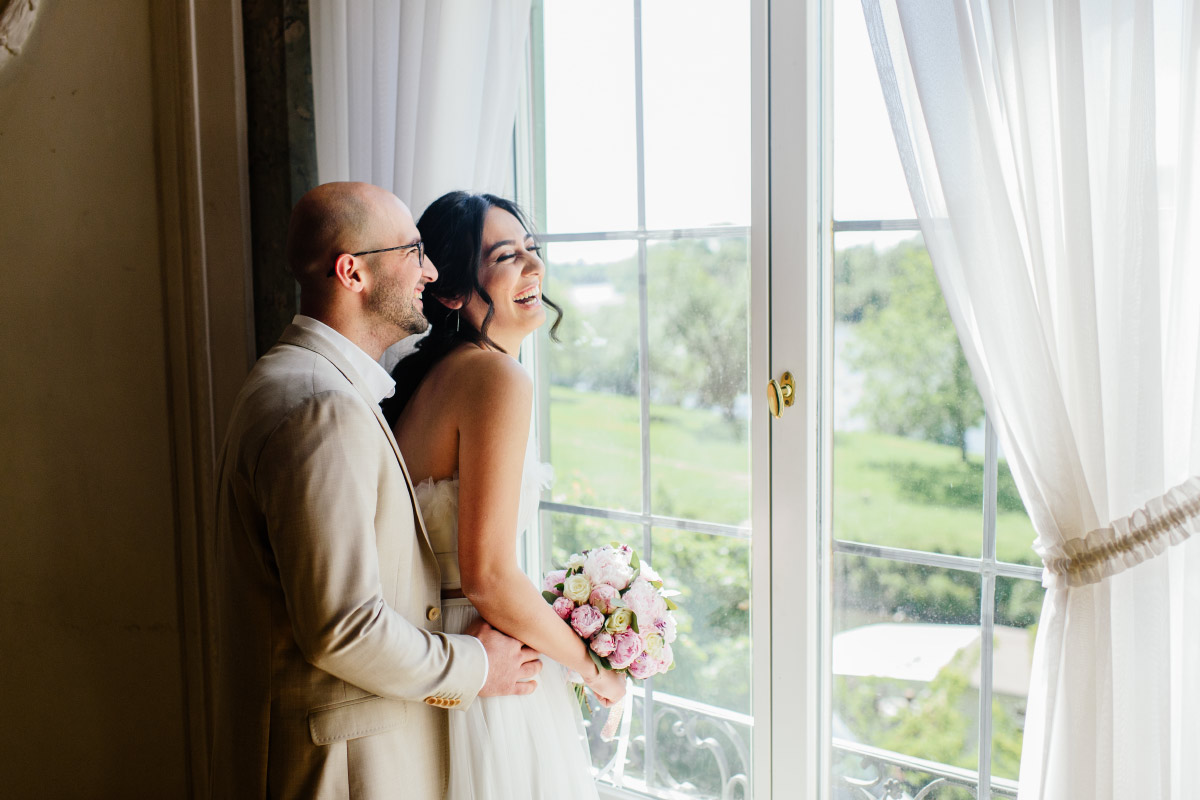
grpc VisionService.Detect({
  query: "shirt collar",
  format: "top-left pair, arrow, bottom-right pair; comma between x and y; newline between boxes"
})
291,315 -> 396,403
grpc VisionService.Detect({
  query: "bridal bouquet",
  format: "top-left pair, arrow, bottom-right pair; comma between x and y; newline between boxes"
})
543,543 -> 679,735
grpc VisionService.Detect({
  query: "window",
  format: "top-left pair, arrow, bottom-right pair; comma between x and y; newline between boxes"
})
527,1 -> 753,797
827,0 -> 1043,797
522,1 -> 1045,797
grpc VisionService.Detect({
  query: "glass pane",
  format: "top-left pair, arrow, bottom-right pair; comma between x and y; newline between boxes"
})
646,238 -> 750,526
833,554 -> 982,799
543,240 -> 642,514
832,0 -> 915,221
542,1 -> 638,232
641,0 -> 751,229
995,450 -> 1038,565
991,576 -> 1044,782
832,232 -> 984,557
648,526 -> 751,796
541,511 -> 641,588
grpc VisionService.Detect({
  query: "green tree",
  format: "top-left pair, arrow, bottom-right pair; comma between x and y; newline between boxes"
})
648,239 -> 750,423
845,242 -> 983,461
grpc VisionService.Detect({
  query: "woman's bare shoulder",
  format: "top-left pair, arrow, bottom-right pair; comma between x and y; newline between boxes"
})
439,346 -> 532,397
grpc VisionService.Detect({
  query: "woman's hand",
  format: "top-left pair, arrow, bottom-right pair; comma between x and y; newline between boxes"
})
584,665 -> 627,707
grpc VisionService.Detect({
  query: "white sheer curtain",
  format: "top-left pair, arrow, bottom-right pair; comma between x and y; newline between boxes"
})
862,0 -> 1200,797
310,0 -> 531,216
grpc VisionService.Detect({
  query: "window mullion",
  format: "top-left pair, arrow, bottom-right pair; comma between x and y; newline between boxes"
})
978,416 -> 1000,799
631,0 -> 657,789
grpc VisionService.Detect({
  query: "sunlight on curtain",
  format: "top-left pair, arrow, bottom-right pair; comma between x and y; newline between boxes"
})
309,0 -> 531,215
861,0 -> 1200,796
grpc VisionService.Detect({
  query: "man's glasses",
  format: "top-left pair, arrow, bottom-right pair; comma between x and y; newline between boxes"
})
327,241 -> 423,277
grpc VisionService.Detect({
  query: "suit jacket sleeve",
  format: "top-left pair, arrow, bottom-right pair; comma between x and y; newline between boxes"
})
255,389 -> 487,706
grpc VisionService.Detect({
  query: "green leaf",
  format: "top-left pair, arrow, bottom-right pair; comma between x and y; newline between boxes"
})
667,660 -> 676,671
589,650 -> 607,672
629,550 -> 641,570
651,580 -> 663,589
665,597 -> 679,611
629,612 -> 639,634
555,583 -> 565,592
542,591 -> 558,604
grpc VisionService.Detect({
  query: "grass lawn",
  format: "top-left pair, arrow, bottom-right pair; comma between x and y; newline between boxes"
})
546,386 -> 1038,564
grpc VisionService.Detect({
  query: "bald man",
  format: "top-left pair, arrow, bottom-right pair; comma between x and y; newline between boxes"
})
210,182 -> 542,799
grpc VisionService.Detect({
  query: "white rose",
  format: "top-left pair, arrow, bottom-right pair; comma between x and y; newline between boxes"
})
562,574 -> 593,605
643,632 -> 665,661
604,607 -> 634,634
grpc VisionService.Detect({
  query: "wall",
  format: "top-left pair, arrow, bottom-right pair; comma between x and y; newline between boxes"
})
0,0 -> 248,794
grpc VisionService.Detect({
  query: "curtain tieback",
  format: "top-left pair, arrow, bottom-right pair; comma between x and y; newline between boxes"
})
1042,476 -> 1200,588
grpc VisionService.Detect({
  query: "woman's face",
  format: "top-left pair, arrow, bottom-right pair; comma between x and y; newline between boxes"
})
463,206 -> 546,348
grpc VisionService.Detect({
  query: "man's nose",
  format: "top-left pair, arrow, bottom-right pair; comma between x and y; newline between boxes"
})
423,255 -> 438,282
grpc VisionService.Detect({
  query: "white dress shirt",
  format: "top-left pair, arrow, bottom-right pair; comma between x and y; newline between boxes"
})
291,315 -> 396,403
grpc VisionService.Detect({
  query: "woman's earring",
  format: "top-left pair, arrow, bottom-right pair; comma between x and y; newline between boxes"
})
455,310 -> 461,333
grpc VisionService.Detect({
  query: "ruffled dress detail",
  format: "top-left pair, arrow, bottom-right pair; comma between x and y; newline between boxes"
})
413,439 -> 596,800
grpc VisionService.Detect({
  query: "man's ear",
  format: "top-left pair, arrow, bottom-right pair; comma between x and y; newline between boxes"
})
330,253 -> 366,292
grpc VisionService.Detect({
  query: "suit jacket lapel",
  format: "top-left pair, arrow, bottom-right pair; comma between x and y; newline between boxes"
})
277,325 -> 436,557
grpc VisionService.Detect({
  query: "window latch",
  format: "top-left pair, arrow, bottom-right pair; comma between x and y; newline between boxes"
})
767,371 -> 795,418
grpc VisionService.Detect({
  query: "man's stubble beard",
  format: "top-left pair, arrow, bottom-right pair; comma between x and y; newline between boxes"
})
367,273 -> 429,339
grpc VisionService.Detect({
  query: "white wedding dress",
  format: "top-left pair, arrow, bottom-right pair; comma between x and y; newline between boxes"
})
414,435 -> 598,800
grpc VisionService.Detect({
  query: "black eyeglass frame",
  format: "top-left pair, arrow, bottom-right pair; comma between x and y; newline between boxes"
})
327,241 -> 423,277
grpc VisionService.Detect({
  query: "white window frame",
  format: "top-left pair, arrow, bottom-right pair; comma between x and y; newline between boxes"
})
518,1 -> 1044,798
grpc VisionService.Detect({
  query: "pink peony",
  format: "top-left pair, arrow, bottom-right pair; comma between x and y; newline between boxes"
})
543,569 -> 568,596
590,631 -> 616,657
657,643 -> 674,674
570,604 -> 605,639
552,596 -> 574,620
622,579 -> 667,626
609,630 -> 643,670
589,584 -> 621,614
627,653 -> 658,680
584,546 -> 634,591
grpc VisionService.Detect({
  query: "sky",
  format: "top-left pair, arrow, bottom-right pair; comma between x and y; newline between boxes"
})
538,0 -> 917,259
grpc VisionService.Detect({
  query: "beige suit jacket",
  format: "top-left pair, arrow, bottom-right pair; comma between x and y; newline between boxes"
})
209,324 -> 487,799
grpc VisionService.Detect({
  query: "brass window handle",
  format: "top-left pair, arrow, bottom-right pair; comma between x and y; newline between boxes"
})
767,372 -> 795,418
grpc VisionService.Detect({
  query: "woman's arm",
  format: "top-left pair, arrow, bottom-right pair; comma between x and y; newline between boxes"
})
453,351 -> 624,703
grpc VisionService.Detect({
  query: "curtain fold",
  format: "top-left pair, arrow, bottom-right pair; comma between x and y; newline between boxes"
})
862,0 -> 1199,796
310,0 -> 532,216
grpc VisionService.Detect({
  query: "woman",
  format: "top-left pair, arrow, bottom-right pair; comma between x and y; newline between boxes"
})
386,191 -> 626,798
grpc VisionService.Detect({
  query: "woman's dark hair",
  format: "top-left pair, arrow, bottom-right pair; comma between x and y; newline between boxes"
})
381,191 -> 564,425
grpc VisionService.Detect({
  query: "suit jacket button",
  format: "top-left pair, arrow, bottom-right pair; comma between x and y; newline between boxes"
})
427,606 -> 441,622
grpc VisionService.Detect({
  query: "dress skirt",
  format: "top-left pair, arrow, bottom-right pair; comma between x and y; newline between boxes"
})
442,598 -> 600,800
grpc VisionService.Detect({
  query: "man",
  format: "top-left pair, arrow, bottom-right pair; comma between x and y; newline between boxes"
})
210,182 -> 542,798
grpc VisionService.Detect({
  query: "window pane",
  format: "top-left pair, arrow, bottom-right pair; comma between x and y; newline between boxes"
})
543,1 -> 638,232
543,240 -> 642,514
996,452 -> 1039,566
832,232 -> 985,557
541,511 -> 641,584
832,0 -> 915,221
991,576 -> 1044,782
641,0 -> 751,229
647,238 -> 750,526
833,554 -> 982,798
648,526 -> 751,796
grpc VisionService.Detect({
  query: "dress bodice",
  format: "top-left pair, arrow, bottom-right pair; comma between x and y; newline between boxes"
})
414,433 -> 553,591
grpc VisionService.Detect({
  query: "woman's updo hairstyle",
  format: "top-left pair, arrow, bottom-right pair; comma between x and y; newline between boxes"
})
381,191 -> 563,424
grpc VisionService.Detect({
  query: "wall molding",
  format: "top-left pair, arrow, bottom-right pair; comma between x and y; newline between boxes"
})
150,1 -> 254,795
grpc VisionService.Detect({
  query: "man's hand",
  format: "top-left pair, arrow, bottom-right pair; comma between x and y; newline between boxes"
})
467,619 -> 543,697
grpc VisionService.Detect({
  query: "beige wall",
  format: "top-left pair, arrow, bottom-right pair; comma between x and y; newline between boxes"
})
0,0 -> 233,794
